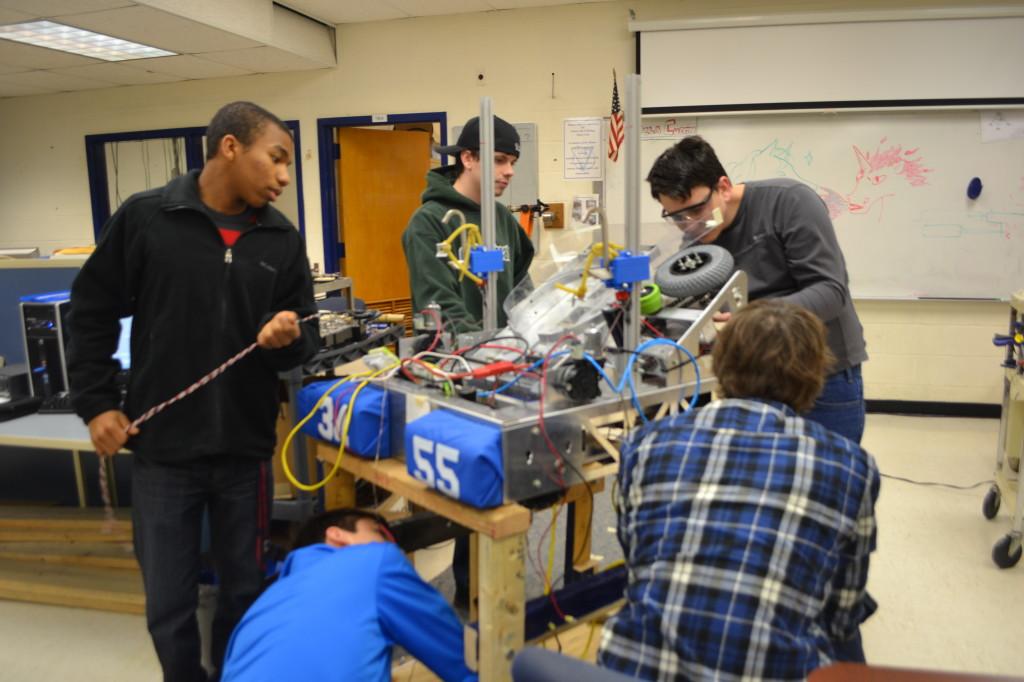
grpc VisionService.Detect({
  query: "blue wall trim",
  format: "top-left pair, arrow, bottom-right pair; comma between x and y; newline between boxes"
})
85,120 -> 307,241
315,112 -> 447,273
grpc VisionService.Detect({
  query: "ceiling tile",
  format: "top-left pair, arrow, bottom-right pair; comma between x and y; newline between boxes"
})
141,53 -> 251,79
0,60 -> 27,73
489,0 -> 612,6
198,45 -> 330,73
0,80 -> 54,96
0,8 -> 35,24
0,0 -> 135,16
0,68 -> 113,90
387,0 -> 494,17
0,38 -> 100,68
52,61 -> 184,85
58,5 -> 261,54
281,0 -> 406,24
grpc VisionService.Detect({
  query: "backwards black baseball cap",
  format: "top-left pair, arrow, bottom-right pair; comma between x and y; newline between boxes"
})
436,116 -> 521,159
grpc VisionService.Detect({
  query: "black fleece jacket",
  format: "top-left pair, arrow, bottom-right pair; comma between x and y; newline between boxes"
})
68,170 -> 318,462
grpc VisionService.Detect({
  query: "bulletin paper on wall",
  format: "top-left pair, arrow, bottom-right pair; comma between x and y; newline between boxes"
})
563,118 -> 604,180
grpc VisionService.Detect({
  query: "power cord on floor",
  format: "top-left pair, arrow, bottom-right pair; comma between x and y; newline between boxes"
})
880,473 -> 995,490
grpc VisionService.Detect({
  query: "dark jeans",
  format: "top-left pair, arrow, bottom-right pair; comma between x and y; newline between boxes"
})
804,364 -> 865,444
132,455 -> 272,682
832,629 -> 866,663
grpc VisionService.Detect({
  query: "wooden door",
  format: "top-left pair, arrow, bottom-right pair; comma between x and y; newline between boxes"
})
336,127 -> 431,311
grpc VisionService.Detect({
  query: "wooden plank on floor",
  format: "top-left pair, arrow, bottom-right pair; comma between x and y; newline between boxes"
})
0,506 -> 130,529
0,528 -> 132,543
0,542 -> 137,570
0,557 -> 144,615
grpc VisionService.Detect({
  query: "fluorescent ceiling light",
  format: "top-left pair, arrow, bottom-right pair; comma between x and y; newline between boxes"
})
0,20 -> 176,62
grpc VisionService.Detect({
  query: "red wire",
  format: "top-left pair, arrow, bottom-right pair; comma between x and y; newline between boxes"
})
404,357 -> 452,380
642,318 -> 665,337
537,334 -> 578,490
532,334 -> 588,624
423,308 -> 444,353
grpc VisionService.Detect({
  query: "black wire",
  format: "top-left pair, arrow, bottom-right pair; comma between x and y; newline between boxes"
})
663,354 -> 701,373
880,473 -> 994,491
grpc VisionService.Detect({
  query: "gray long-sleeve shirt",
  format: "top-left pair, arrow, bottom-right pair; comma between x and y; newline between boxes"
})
714,178 -> 867,371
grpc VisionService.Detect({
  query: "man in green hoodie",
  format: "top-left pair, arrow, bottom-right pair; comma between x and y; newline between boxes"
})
402,115 -> 534,332
401,115 -> 534,609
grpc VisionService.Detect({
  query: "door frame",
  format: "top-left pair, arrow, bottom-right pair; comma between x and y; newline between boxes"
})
316,112 -> 447,273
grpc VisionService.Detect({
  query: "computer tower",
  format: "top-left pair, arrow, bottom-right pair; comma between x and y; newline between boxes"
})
19,291 -> 71,398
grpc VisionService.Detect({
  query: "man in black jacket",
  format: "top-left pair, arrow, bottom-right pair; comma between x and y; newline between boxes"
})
68,101 -> 318,682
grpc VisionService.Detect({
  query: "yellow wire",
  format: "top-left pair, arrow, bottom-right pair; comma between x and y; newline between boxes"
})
580,622 -> 599,660
545,502 -> 561,595
555,242 -> 624,299
279,363 -> 398,492
439,222 -> 485,285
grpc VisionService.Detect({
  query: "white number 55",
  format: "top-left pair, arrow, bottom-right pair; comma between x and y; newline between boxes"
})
411,435 -> 461,499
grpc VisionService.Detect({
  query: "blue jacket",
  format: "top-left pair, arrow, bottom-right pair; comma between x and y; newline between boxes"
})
222,542 -> 477,682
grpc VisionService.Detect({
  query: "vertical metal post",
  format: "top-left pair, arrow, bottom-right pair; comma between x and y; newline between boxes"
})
623,74 -> 643,357
596,181 -> 610,266
531,210 -> 542,257
479,98 -> 499,332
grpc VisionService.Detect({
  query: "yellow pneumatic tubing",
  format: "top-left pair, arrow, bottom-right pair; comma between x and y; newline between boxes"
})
279,364 -> 396,492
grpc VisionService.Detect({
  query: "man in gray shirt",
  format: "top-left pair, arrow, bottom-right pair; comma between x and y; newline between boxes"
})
647,135 -> 868,443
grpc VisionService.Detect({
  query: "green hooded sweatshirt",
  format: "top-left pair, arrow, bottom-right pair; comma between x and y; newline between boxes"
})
402,166 -> 534,331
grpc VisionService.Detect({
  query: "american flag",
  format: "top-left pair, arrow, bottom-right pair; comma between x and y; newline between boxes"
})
608,69 -> 624,162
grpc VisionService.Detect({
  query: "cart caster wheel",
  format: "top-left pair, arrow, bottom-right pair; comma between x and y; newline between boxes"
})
992,534 -> 1022,569
982,486 -> 1001,520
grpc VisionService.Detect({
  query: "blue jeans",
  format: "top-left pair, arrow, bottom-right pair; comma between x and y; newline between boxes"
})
804,364 -> 865,444
132,455 -> 272,682
832,629 -> 866,663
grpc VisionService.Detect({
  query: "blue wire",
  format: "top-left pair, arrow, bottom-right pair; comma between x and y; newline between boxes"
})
628,370 -> 649,424
616,338 -> 702,416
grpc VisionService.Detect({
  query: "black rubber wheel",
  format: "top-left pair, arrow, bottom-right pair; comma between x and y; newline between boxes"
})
992,534 -> 1022,569
654,244 -> 735,299
982,485 -> 1001,520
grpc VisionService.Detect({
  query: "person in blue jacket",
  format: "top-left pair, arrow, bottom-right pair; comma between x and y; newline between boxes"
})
221,508 -> 477,682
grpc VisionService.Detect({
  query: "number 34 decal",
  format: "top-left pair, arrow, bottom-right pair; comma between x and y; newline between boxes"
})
411,435 -> 461,498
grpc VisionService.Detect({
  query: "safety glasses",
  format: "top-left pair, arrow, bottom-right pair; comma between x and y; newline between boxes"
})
661,189 -> 715,226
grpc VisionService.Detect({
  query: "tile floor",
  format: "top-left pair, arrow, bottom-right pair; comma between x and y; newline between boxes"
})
0,414 -> 1019,681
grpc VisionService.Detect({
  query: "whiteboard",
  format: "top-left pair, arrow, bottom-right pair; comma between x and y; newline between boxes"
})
638,15 -> 1024,111
606,109 -> 1024,299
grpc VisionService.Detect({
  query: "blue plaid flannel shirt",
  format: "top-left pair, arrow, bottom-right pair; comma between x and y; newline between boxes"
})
598,398 -> 879,681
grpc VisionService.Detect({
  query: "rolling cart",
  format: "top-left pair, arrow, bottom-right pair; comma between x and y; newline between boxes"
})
982,290 -> 1024,568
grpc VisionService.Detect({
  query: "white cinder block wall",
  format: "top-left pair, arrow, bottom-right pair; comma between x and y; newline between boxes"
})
0,0 -> 1013,405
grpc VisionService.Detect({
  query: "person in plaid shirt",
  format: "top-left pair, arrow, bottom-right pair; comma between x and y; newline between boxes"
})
598,300 -> 879,681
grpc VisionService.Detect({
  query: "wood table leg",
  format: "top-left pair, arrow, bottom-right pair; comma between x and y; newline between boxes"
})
71,450 -> 86,508
478,532 -> 526,682
469,532 -> 479,621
